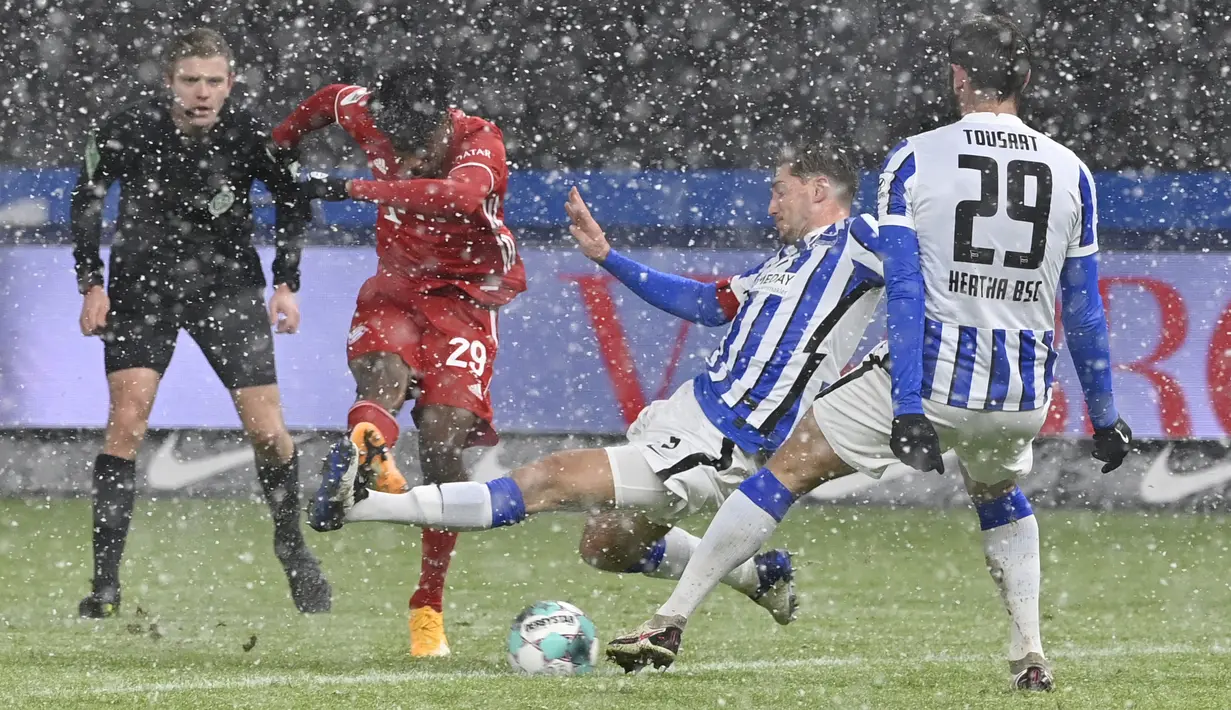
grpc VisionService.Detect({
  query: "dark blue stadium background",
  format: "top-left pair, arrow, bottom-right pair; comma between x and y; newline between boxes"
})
4,0 -> 1229,251
3,168 -> 1229,252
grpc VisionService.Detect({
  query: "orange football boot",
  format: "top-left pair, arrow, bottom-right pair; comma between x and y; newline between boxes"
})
409,605 -> 451,657
348,421 -> 408,494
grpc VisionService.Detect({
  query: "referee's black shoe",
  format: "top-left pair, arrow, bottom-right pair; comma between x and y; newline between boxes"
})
278,547 -> 331,614
78,584 -> 121,619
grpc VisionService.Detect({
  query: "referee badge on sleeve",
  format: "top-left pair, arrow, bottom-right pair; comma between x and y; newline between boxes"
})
208,186 -> 235,217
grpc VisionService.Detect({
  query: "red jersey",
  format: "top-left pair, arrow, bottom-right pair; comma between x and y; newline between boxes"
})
274,84 -> 527,307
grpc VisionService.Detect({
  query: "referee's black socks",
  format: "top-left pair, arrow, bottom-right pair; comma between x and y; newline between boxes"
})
91,453 -> 136,592
257,449 -> 307,558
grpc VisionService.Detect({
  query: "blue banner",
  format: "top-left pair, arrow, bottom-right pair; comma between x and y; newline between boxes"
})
2,169 -> 1229,250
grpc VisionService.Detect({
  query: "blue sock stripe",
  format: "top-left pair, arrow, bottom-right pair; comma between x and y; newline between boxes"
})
486,477 -> 527,528
738,468 -> 796,523
976,486 -> 1034,531
623,538 -> 666,573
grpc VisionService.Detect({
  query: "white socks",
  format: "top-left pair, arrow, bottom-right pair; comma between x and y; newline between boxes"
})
644,527 -> 761,597
655,489 -> 782,619
345,480 -> 522,532
983,514 -> 1043,660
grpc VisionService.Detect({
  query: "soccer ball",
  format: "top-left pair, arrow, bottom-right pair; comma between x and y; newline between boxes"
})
506,601 -> 599,675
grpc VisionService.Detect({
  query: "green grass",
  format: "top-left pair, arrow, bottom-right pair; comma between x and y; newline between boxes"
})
2,499 -> 1231,708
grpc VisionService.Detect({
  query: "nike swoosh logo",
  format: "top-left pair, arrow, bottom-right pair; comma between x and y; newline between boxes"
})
468,441 -> 510,483
1139,445 -> 1231,504
147,432 -> 315,490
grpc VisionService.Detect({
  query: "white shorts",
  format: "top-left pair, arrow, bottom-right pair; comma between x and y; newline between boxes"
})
606,382 -> 765,523
812,344 -> 1048,486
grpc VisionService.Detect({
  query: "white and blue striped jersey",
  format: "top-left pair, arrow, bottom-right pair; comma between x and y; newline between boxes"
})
694,216 -> 885,454
878,112 -> 1098,411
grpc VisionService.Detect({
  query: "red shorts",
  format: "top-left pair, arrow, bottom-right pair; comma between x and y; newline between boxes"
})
348,272 -> 500,446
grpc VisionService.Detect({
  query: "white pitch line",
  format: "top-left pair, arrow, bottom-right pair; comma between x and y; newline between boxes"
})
20,644 -> 1228,699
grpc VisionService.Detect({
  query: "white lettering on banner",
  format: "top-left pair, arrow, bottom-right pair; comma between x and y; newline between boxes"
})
13,247 -> 1231,437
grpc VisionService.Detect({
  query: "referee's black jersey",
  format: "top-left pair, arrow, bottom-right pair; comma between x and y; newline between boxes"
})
70,97 -> 310,309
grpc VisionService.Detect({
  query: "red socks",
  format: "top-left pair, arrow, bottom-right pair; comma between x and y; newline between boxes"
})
348,400 -> 401,445
409,528 -> 458,612
349,401 -> 456,612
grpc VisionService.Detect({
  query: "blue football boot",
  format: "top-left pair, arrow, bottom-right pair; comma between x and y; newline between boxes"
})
308,438 -> 364,532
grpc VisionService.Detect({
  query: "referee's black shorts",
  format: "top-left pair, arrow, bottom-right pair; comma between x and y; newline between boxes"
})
102,288 -> 277,390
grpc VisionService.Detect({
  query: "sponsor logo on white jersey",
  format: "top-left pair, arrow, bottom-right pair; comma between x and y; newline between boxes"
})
751,270 -> 796,297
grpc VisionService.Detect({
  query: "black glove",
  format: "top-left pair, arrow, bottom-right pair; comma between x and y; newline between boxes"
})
890,413 -> 945,474
265,141 -> 301,177
1092,418 -> 1132,473
301,172 -> 350,201
265,140 -> 299,169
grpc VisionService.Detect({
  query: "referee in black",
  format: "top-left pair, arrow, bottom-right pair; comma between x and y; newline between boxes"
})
71,28 -> 330,617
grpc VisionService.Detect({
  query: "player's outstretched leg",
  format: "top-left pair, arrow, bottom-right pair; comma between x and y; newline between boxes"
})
604,467 -> 794,671
965,474 -> 1051,691
320,447 -> 618,531
607,414 -> 850,672
578,512 -> 797,625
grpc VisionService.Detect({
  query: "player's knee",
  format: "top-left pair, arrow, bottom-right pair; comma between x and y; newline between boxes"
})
509,453 -> 573,510
418,407 -> 477,480
418,406 -> 476,443
766,418 -> 850,495
577,532 -> 617,570
351,354 -> 411,411
244,423 -> 288,460
509,458 -> 553,504
766,450 -> 829,496
577,517 -> 632,571
964,475 -> 1018,503
106,403 -> 150,451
